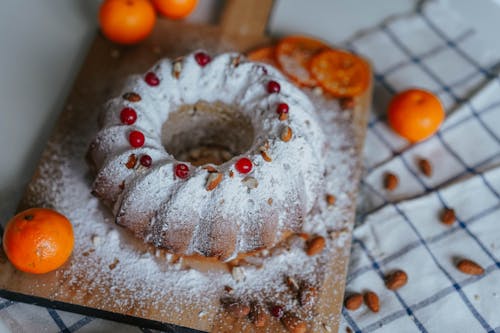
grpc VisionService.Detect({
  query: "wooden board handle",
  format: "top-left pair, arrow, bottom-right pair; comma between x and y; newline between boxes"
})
219,0 -> 274,38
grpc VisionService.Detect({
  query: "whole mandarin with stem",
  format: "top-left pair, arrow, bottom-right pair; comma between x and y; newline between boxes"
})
3,208 -> 74,274
99,0 -> 156,45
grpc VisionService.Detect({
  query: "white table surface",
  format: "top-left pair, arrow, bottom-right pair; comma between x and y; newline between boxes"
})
1,0 -> 500,220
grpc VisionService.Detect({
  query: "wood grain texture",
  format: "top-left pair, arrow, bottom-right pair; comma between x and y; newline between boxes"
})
0,2 -> 372,332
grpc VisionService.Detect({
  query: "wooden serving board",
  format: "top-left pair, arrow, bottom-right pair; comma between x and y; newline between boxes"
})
0,1 -> 372,332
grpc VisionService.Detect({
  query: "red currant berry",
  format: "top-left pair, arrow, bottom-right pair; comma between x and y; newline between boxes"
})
145,72 -> 160,86
276,103 -> 289,115
175,163 -> 189,179
235,157 -> 253,174
129,130 -> 145,148
140,154 -> 152,167
120,107 -> 137,125
194,52 -> 211,67
267,80 -> 281,93
270,305 -> 284,318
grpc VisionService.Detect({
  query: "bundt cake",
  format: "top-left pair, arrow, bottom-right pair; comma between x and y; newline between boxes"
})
87,51 -> 326,261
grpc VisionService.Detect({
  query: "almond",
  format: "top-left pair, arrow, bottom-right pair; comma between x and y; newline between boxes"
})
326,194 -> 336,206
385,270 -> 408,290
384,172 -> 398,191
206,172 -> 223,191
418,158 -> 432,177
122,92 -> 141,102
279,112 -> 289,121
260,150 -> 272,162
225,301 -> 250,318
281,313 -> 307,333
340,97 -> 355,110
344,293 -> 363,311
203,165 -> 217,173
364,291 -> 380,313
441,208 -> 456,225
456,259 -> 484,275
249,302 -> 268,327
125,154 -> 137,169
173,60 -> 182,79
306,236 -> 325,256
281,126 -> 293,142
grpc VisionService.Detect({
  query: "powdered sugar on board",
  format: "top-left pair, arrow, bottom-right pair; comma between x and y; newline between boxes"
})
17,61 -> 363,331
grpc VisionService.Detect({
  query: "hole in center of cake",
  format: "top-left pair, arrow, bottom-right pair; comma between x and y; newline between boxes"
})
162,101 -> 255,166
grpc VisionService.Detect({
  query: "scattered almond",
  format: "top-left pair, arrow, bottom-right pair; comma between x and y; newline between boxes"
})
306,236 -> 326,256
242,176 -> 259,189
260,150 -> 272,162
441,208 -> 456,225
231,266 -> 246,282
456,259 -> 484,275
232,55 -> 242,67
224,285 -> 234,294
125,154 -> 137,169
225,301 -> 250,319
326,194 -> 336,206
280,113 -> 289,121
281,313 -> 307,333
267,198 -> 273,205
344,293 -> 363,311
281,126 -> 293,142
122,92 -> 141,102
385,270 -> 408,290
229,170 -> 234,178
206,172 -> 223,191
340,97 -> 355,110
418,158 -> 432,177
384,172 -> 398,191
364,291 -> 380,313
249,302 -> 267,327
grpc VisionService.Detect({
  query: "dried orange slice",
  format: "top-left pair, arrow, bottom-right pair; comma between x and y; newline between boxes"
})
309,49 -> 370,97
247,46 -> 279,68
275,36 -> 329,87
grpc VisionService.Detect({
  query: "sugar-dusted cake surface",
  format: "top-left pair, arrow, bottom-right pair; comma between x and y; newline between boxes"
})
87,52 -> 326,261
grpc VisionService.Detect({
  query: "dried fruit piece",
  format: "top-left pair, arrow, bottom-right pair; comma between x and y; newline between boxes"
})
194,52 -> 211,67
310,49 -> 370,97
249,302 -> 268,327
242,176 -> 259,189
364,291 -> 380,313
279,113 -> 289,121
384,172 -> 398,191
281,312 -> 307,333
326,194 -> 336,206
340,97 -> 355,110
418,158 -> 432,177
129,130 -> 145,148
457,259 -> 484,275
247,46 -> 279,67
120,107 -> 137,125
281,126 -> 293,142
225,301 -> 250,319
206,172 -> 223,191
276,35 -> 329,87
145,72 -> 160,86
385,270 -> 408,290
173,60 -> 182,79
123,92 -> 141,102
260,150 -> 272,162
269,305 -> 284,318
125,154 -> 137,169
267,80 -> 281,93
235,157 -> 253,174
306,236 -> 325,256
441,208 -> 456,225
344,293 -> 363,311
140,154 -> 152,167
175,163 -> 189,179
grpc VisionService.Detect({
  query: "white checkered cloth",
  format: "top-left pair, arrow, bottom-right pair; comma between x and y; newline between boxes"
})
1,1 -> 499,332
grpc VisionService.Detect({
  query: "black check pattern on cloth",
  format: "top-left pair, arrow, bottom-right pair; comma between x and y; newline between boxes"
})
340,1 -> 500,332
1,1 -> 500,332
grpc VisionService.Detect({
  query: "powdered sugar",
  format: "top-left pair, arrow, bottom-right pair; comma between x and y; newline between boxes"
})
19,51 -> 363,330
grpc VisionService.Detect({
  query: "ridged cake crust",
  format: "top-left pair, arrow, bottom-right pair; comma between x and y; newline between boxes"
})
87,52 -> 326,261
